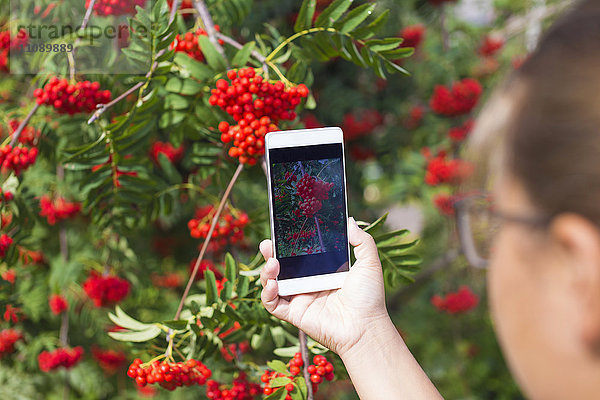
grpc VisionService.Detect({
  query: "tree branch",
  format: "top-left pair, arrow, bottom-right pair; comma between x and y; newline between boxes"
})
193,0 -> 228,65
174,163 -> 244,320
299,331 -> 315,400
215,32 -> 269,76
70,0 -> 97,80
9,103 -> 40,147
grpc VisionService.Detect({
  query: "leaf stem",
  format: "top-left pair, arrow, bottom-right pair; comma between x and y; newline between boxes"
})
265,27 -> 336,63
193,0 -> 229,67
174,162 -> 244,320
9,103 -> 40,147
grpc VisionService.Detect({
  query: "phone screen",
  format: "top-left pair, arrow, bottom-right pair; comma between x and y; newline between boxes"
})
269,143 -> 349,280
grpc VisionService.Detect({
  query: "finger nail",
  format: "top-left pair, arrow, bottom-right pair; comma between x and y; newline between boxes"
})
349,217 -> 359,229
266,258 -> 276,270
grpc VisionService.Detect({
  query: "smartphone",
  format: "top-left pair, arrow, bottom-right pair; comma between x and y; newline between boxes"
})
265,127 -> 351,296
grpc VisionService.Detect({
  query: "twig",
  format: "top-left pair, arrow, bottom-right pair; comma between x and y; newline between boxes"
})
193,0 -> 228,64
88,0 -> 180,124
169,0 -> 181,23
299,331 -> 314,400
9,103 -> 40,147
215,32 -> 269,76
70,0 -> 97,80
174,163 -> 244,320
57,163 -> 70,400
88,81 -> 144,124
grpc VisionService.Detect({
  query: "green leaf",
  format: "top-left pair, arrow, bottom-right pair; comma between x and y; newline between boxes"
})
198,35 -> 227,71
273,345 -> 300,357
158,152 -> 182,183
270,376 -> 292,387
264,387 -> 287,400
267,360 -> 289,374
237,275 -> 250,297
108,325 -> 161,342
231,41 -> 256,67
174,52 -> 214,80
165,77 -> 204,95
225,253 -> 237,283
294,0 -> 317,32
315,0 -> 353,27
270,326 -> 286,348
295,376 -> 308,398
162,320 -> 189,330
365,38 -> 403,52
108,306 -> 151,331
373,229 -> 409,242
391,254 -> 422,265
334,3 -> 374,34
352,9 -> 389,39
377,238 -> 419,251
364,213 -> 388,232
220,280 -> 233,301
205,270 -> 218,304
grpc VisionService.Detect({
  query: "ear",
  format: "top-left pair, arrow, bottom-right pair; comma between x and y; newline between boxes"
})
550,213 -> 600,353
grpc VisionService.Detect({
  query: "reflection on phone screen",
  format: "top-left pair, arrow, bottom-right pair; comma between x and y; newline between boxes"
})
269,143 -> 349,280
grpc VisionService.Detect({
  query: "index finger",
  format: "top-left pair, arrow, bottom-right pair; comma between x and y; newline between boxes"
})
259,239 -> 273,261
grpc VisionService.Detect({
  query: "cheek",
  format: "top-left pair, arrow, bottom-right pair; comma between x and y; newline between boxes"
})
487,229 -> 541,385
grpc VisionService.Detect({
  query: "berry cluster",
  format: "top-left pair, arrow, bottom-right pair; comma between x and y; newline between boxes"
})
86,0 -> 147,16
296,173 -> 334,218
478,35 -> 504,57
1,269 -> 15,284
399,24 -> 425,50
423,150 -> 470,186
3,304 -> 19,323
284,172 -> 297,184
0,144 -> 38,175
127,358 -> 212,390
187,205 -> 249,252
433,193 -> 458,216
49,294 -> 68,315
151,272 -> 183,288
448,119 -> 474,142
171,26 -> 223,62
0,187 -> 13,204
262,353 -> 334,397
189,258 -> 223,281
404,105 -> 425,130
429,78 -> 482,117
0,29 -> 28,72
34,77 -> 111,115
285,229 -> 316,242
210,67 -> 309,164
92,346 -> 126,374
39,195 -> 81,225
206,372 -> 261,400
83,271 -> 130,307
0,328 -> 21,358
150,141 -> 184,164
220,341 -> 250,362
0,233 -> 13,258
431,286 -> 479,314
341,109 -> 384,141
38,346 -> 84,372
6,119 -> 40,146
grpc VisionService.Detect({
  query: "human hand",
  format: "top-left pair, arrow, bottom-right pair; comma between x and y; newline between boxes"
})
259,217 -> 389,357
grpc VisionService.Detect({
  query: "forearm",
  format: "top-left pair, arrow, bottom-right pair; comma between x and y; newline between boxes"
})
340,315 -> 443,400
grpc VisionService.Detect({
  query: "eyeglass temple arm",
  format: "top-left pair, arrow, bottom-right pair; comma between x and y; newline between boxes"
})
456,211 -> 489,269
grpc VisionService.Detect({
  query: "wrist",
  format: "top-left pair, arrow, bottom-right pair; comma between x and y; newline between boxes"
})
338,313 -> 398,363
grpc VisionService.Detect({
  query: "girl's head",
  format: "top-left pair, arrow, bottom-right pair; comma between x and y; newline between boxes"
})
467,0 -> 600,397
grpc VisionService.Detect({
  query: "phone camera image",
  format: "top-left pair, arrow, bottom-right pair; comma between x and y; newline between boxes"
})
269,142 -> 349,281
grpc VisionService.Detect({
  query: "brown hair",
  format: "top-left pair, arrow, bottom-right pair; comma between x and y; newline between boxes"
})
469,0 -> 600,224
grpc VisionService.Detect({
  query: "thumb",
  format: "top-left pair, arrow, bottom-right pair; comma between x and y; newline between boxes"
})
348,217 -> 381,265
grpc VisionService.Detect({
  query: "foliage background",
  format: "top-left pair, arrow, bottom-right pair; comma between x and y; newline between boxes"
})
0,0 -> 570,399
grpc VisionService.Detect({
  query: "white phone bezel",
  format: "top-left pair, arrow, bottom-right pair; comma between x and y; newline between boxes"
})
264,127 -> 351,296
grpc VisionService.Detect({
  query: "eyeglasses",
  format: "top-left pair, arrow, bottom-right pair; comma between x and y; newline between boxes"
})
453,193 -> 551,269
